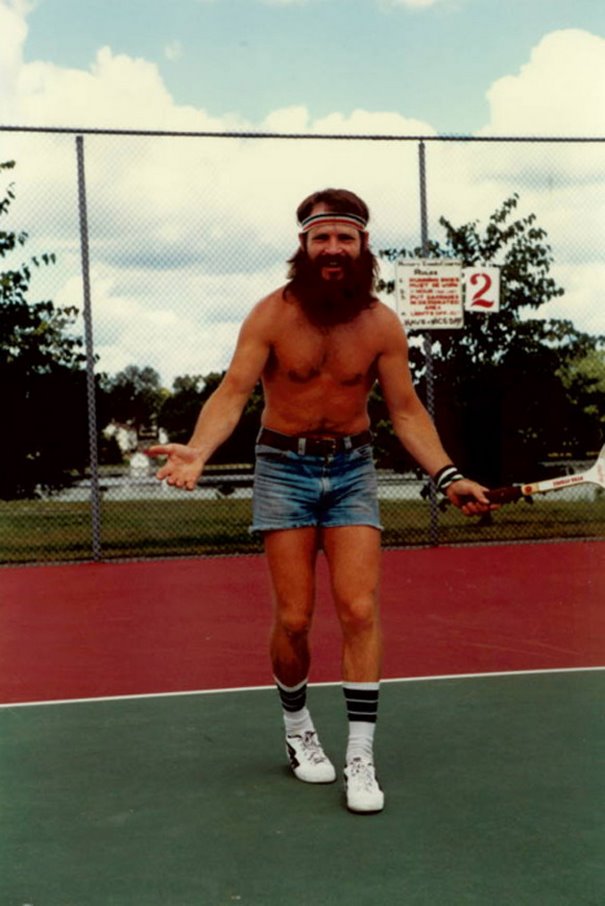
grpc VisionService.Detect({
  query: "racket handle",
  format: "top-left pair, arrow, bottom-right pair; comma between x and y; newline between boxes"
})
485,485 -> 523,504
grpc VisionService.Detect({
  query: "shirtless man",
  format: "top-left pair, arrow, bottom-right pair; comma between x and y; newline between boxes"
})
149,188 -> 493,814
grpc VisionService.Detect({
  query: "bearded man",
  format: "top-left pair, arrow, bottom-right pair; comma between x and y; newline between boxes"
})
150,188 -> 493,814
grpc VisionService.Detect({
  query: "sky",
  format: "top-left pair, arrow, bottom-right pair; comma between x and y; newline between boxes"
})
10,0 -> 605,136
0,0 -> 604,385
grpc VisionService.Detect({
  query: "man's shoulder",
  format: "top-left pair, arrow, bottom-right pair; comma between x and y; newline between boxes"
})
366,298 -> 402,329
243,287 -> 289,335
256,286 -> 289,311
369,297 -> 397,316
363,299 -> 407,351
248,286 -> 287,314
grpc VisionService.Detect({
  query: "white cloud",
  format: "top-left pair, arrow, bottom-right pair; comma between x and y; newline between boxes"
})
17,46 -> 226,131
54,263 -> 285,383
482,29 -> 605,137
258,104 -> 434,136
312,108 -> 435,137
0,0 -> 29,120
382,0 -> 454,8
0,0 -> 27,66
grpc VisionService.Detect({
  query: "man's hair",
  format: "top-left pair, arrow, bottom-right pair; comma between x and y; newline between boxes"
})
296,188 -> 370,228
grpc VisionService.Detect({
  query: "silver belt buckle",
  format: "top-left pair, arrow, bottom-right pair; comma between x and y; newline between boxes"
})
324,437 -> 338,456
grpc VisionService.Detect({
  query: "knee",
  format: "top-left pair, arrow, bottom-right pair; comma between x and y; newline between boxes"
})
336,594 -> 379,635
274,600 -> 313,640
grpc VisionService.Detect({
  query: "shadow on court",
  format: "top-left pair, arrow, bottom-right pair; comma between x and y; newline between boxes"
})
1,671 -> 603,905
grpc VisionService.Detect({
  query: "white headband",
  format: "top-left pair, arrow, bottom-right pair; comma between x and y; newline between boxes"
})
299,211 -> 368,233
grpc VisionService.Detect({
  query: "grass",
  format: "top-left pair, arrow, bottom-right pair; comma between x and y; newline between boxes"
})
1,495 -> 604,564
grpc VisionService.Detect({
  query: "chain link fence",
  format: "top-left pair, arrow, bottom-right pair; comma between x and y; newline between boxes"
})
1,127 -> 603,564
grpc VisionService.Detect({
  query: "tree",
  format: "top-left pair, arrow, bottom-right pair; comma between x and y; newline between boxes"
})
158,370 -> 263,464
157,374 -> 204,444
378,195 -> 604,482
98,364 -> 167,434
557,349 -> 605,443
0,161 -> 90,499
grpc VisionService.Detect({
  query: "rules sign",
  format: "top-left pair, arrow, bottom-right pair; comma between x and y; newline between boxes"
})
395,259 -> 463,330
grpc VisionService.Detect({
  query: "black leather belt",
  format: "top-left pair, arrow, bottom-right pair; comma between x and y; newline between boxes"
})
258,428 -> 372,457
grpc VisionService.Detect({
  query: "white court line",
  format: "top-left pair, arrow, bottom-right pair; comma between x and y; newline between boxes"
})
1,665 -> 603,710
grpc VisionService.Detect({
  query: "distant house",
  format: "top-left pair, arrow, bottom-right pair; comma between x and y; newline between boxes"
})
129,451 -> 151,478
102,421 -> 138,454
102,421 -> 168,455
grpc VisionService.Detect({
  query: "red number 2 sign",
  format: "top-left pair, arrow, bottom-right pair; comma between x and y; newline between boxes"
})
463,267 -> 500,312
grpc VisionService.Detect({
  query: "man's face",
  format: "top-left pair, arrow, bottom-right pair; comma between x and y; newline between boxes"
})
300,204 -> 365,283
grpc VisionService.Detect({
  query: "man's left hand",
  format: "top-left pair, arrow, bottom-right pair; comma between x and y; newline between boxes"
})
445,479 -> 499,517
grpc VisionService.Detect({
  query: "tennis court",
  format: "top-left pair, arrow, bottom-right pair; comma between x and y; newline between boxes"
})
1,540 -> 603,904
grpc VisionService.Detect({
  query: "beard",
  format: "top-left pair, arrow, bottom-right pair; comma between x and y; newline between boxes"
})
284,246 -> 379,327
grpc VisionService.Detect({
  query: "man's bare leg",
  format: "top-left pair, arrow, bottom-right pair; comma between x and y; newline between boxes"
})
321,525 -> 382,682
264,527 -> 319,685
322,525 -> 385,812
264,527 -> 336,783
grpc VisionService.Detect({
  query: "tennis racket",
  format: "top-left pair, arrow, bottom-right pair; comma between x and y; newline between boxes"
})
486,443 -> 605,504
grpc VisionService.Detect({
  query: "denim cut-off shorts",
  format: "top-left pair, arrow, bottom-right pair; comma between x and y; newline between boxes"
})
250,438 -> 383,534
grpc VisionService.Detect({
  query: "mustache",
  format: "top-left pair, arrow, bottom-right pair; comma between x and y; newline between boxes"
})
286,246 -> 378,288
319,255 -> 349,266
311,255 -> 357,278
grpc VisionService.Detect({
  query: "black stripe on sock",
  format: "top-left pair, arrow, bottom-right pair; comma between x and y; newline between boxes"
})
346,700 -> 378,715
276,684 -> 307,713
343,688 -> 380,700
343,686 -> 379,722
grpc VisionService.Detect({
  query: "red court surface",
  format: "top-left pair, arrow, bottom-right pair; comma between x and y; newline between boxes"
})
1,540 -> 603,704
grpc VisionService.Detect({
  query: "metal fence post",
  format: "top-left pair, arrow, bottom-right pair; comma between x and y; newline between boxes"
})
418,140 -> 440,546
75,135 -> 103,560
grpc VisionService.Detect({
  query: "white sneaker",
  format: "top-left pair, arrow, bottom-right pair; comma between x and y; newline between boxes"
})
285,731 -> 336,783
344,757 -> 385,813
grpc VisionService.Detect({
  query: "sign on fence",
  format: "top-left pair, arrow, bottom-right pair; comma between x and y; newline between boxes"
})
463,266 -> 501,312
394,259 -> 464,330
395,259 -> 501,329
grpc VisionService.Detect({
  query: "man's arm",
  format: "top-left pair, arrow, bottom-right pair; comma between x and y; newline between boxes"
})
148,301 -> 272,490
375,307 -> 494,515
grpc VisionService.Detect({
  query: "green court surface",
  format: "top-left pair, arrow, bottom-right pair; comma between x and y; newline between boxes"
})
1,670 -> 603,905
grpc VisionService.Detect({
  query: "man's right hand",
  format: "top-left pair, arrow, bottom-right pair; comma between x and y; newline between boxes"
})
147,444 -> 205,491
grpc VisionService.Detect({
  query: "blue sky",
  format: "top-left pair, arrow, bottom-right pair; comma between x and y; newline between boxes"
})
19,0 -> 605,135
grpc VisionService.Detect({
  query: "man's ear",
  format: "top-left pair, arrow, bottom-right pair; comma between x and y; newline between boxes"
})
298,232 -> 307,251
360,230 -> 369,250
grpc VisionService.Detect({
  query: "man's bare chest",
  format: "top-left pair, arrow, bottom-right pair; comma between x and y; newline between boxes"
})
267,330 -> 377,388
